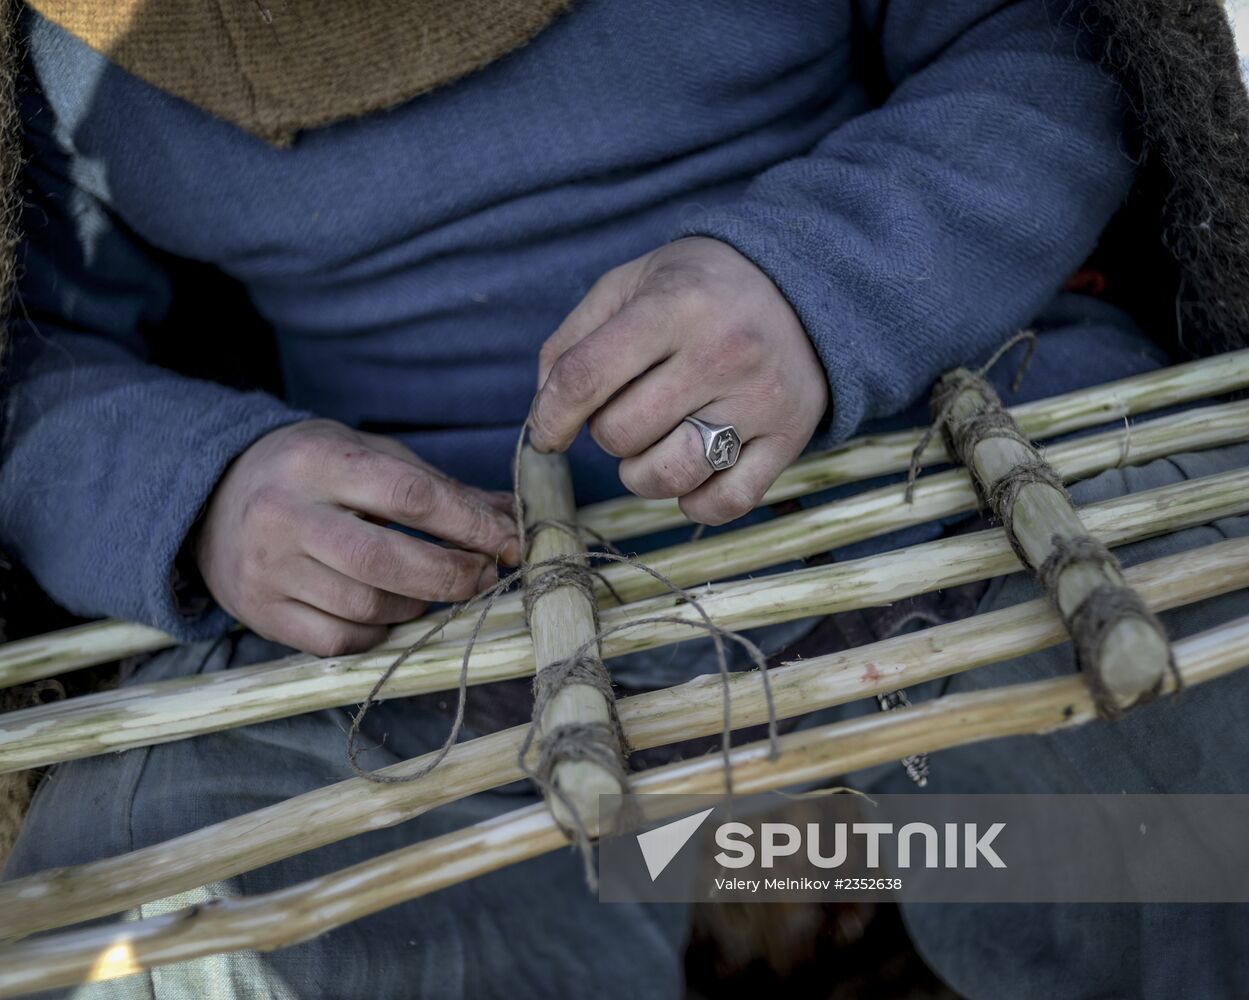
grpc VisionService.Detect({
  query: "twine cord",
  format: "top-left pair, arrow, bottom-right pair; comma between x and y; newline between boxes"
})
346,422 -> 781,881
905,331 -> 1177,719
904,330 -> 1038,503
1038,534 -> 1183,717
984,460 -> 1070,566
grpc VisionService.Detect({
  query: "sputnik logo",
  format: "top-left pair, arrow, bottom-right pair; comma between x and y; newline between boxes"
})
635,808 -> 715,881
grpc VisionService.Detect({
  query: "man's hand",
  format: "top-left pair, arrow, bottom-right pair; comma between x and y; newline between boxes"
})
529,237 -> 828,525
196,420 -> 521,656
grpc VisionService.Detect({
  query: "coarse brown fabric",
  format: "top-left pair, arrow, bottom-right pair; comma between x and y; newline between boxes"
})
1095,0 -> 1249,354
26,0 -> 575,147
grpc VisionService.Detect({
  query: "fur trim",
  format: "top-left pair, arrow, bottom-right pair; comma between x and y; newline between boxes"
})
1096,0 -> 1249,353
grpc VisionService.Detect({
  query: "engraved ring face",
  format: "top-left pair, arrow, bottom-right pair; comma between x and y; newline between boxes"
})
684,417 -> 741,472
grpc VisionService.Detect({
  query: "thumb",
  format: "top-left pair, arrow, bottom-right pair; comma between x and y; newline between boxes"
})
536,260 -> 641,389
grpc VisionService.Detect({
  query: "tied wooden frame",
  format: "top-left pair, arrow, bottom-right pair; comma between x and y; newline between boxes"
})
3,348 -> 1249,690
0,352 -> 1246,993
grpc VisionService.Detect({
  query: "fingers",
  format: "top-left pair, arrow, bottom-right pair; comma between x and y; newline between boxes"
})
473,489 -> 518,514
286,556 -> 426,625
536,264 -> 640,387
358,433 -> 515,513
587,356 -> 719,458
617,403 -> 767,501
307,513 -> 499,604
327,450 -> 521,566
678,436 -> 800,526
529,297 -> 674,454
617,420 -> 715,499
527,235 -> 828,530
258,600 -> 389,659
196,419 -> 518,659
619,395 -> 803,524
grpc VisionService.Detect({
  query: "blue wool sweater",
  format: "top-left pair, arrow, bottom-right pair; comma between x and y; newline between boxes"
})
1,1 -> 1140,640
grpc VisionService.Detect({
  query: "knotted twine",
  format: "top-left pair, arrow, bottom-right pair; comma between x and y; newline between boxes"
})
346,423 -> 781,885
905,331 -> 1179,718
875,333 -> 1034,778
904,330 -> 1040,508
514,517 -> 624,771
1037,534 -> 1181,717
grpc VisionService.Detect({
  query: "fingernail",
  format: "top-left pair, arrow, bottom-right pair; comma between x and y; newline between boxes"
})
500,537 -> 523,567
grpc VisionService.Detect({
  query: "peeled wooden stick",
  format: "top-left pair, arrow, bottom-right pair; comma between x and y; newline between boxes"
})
933,367 -> 1175,713
517,446 -> 628,837
592,398 -> 1249,607
3,535 -> 1247,941
6,349 -> 1249,687
0,620 -> 172,691
360,399 -> 1249,644
580,347 -> 1249,541
2,613 -> 1247,997
0,466 -> 1246,774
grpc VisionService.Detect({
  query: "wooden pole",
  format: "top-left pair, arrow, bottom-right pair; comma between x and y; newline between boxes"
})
937,370 -> 1174,712
1,535 -> 1246,940
365,399 -> 1249,645
580,347 -> 1249,540
0,467 -> 1245,773
2,614 -> 1246,997
517,446 -> 627,836
592,398 -> 1249,607
5,350 -> 1249,687
0,621 -> 172,691
5,394 -> 1242,693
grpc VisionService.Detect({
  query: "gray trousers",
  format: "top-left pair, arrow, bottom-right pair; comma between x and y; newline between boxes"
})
850,443 -> 1249,1000
4,640 -> 691,999
7,442 -> 1249,1000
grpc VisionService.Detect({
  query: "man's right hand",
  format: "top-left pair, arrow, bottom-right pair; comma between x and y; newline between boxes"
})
195,419 -> 522,656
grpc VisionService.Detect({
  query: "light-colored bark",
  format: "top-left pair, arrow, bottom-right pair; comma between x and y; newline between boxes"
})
0,621 -> 172,691
579,348 -> 1249,541
2,613 -> 1246,997
385,398 -> 1249,644
1,535 -> 1246,940
0,466 -> 1246,774
6,350 -> 1248,688
590,398 -> 1249,607
517,446 -> 627,834
944,375 -> 1169,710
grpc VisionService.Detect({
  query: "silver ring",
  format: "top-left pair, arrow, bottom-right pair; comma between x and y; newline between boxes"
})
683,416 -> 741,472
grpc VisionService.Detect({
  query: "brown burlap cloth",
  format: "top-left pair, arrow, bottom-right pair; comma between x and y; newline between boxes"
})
27,0 -> 574,146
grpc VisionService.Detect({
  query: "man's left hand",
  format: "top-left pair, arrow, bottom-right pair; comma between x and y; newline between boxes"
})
530,237 -> 828,524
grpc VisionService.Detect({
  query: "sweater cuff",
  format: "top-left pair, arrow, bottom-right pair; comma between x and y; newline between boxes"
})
139,392 -> 313,641
675,213 -> 872,449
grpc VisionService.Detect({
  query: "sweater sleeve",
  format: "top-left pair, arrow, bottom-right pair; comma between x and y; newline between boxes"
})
0,83 -> 311,639
677,0 -> 1134,444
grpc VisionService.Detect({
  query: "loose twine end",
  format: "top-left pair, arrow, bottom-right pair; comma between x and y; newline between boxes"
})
904,330 -> 1038,504
346,420 -> 783,886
